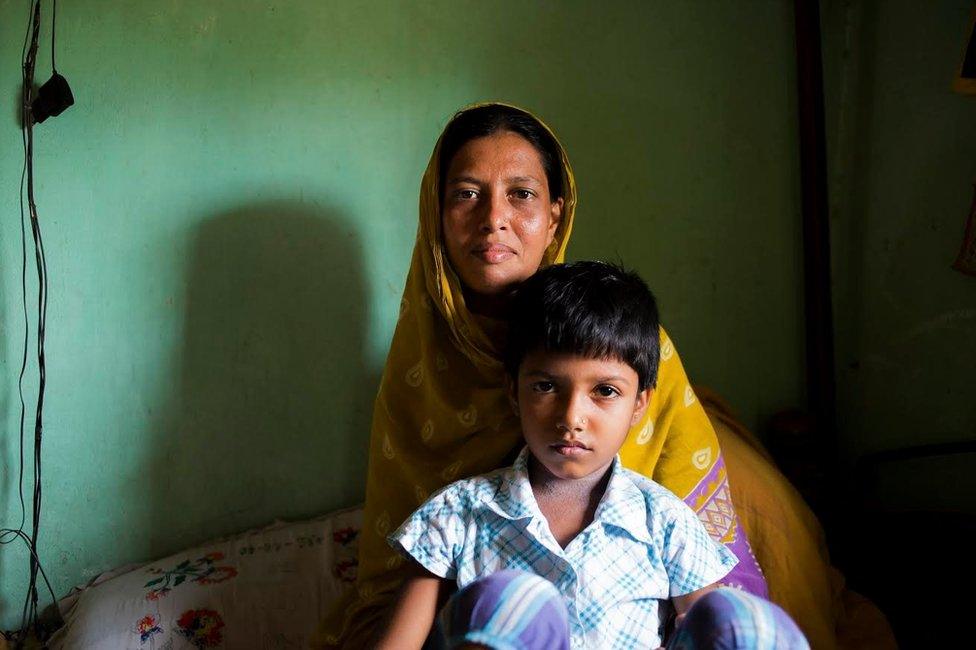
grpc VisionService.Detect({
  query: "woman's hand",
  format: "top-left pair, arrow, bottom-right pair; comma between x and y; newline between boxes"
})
672,583 -> 719,623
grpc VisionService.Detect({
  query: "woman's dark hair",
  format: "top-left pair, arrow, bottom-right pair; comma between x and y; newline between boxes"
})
438,104 -> 564,201
504,261 -> 660,392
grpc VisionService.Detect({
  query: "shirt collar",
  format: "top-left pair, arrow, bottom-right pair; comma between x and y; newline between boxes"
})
594,455 -> 653,544
483,446 -> 538,521
487,447 -> 653,545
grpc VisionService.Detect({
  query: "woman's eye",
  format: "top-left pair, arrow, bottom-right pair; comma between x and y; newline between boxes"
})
455,189 -> 478,200
595,385 -> 619,398
512,189 -> 534,200
532,381 -> 555,393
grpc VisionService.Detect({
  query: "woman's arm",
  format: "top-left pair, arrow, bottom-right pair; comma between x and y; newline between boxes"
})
374,562 -> 450,650
672,583 -> 718,625
655,585 -> 720,650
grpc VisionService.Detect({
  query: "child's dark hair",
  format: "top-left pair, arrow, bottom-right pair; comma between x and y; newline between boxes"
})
505,261 -> 660,392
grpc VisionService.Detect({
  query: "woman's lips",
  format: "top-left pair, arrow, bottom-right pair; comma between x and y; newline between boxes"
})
472,244 -> 515,264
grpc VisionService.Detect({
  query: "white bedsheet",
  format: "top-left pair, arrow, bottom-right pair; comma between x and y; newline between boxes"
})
49,506 -> 362,649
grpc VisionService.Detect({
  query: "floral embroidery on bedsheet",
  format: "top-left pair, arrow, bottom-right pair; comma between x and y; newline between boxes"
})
334,558 -> 358,583
333,526 -> 357,546
144,551 -> 238,600
237,533 -> 324,556
177,608 -> 224,648
333,525 -> 360,583
136,615 -> 163,644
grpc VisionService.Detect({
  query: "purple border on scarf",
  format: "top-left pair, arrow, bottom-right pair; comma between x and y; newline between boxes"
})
684,454 -> 768,598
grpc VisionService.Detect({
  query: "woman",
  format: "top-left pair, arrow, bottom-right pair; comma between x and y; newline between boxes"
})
314,103 -> 767,648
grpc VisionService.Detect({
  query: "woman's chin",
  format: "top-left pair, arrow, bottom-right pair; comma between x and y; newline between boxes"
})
465,263 -> 538,293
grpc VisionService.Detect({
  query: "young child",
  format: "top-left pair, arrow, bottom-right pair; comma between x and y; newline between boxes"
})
376,261 -> 807,649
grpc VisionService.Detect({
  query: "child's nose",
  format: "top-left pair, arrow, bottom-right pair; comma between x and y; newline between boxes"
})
557,393 -> 587,432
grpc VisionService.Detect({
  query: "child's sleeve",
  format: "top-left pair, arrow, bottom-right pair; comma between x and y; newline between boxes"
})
387,483 -> 469,580
660,501 -> 739,597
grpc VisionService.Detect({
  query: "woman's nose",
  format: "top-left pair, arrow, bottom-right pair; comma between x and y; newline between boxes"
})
478,192 -> 509,233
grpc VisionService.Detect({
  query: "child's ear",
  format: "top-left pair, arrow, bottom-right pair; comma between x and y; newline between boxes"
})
505,374 -> 519,415
631,388 -> 652,425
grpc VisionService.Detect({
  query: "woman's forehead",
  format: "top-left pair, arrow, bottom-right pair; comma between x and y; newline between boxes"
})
444,132 -> 547,183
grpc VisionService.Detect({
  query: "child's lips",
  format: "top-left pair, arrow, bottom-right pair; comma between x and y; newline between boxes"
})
551,441 -> 591,456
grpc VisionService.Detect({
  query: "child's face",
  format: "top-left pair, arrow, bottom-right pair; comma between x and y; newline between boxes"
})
514,348 -> 651,481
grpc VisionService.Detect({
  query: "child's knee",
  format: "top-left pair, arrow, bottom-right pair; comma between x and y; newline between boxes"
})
676,589 -> 809,650
442,571 -> 569,650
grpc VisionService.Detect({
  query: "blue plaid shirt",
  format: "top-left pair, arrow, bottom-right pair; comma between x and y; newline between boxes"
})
390,447 -> 738,648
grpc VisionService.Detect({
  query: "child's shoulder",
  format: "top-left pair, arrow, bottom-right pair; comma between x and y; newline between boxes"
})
423,466 -> 511,510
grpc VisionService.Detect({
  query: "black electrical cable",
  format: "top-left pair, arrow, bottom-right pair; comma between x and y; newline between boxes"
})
0,527 -> 58,611
21,0 -> 43,633
50,0 -> 57,73
3,1 -> 69,643
4,0 -> 57,641
0,0 -> 36,554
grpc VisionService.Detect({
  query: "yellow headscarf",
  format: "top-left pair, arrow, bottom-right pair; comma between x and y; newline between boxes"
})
314,103 -> 735,647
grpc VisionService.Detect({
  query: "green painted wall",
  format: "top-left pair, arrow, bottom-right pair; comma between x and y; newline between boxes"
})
824,0 -> 976,460
0,1 -> 802,627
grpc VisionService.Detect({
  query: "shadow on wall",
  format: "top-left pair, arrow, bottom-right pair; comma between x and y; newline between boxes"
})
148,202 -> 377,558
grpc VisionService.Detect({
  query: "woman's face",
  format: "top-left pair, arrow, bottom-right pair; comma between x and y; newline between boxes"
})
442,131 -> 563,304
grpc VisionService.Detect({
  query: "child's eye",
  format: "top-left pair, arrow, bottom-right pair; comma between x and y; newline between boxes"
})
594,385 -> 619,398
532,381 -> 555,393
